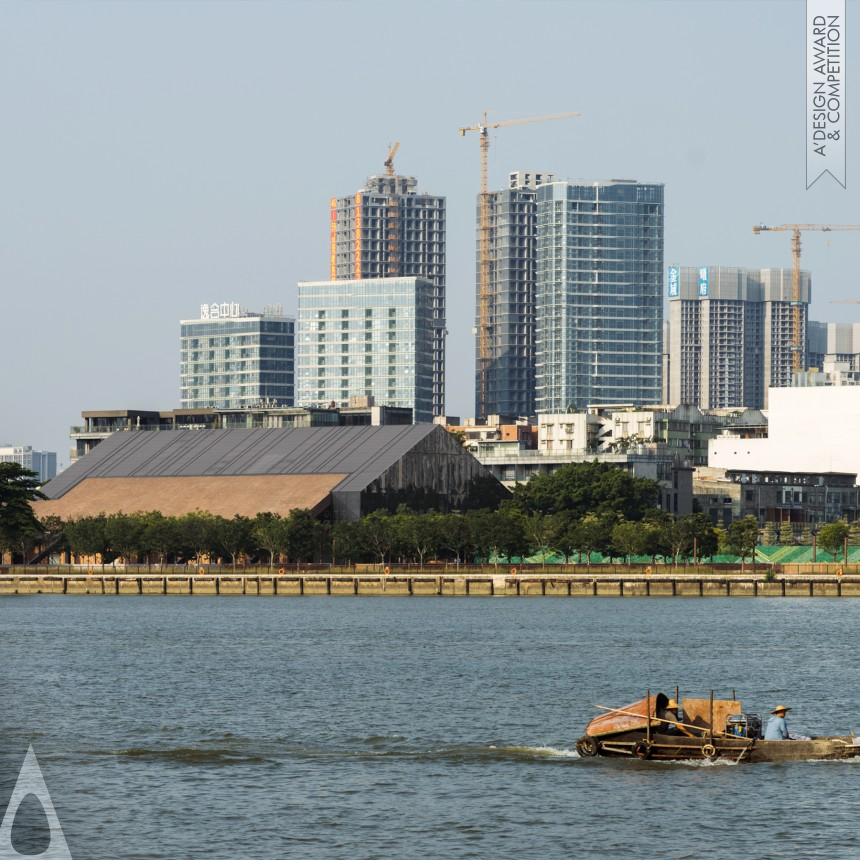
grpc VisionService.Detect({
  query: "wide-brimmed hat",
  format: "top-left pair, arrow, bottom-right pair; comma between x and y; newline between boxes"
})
667,699 -> 678,709
771,705 -> 792,714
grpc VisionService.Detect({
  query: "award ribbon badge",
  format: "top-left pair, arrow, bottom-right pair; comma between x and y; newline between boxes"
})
808,0 -> 846,188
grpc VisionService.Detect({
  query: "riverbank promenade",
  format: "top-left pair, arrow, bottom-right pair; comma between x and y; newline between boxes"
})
3,564 -> 860,597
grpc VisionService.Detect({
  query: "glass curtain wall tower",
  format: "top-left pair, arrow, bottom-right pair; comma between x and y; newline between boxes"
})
180,304 -> 295,409
296,278 -> 434,424
534,180 -> 664,412
331,173 -> 446,416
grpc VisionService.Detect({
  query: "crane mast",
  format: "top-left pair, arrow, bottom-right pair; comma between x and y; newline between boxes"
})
753,224 -> 860,372
384,142 -> 401,275
460,110 -> 580,418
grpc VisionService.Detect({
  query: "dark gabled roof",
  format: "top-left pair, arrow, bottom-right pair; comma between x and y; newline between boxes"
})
44,425 -> 441,500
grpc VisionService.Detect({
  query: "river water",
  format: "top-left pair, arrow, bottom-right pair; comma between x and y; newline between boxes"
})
2,596 -> 860,859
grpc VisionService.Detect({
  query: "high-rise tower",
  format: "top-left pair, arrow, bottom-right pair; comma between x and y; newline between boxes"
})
534,180 -> 664,412
667,266 -> 810,409
296,277 -> 435,423
180,302 -> 295,409
331,171 -> 446,416
474,171 -> 553,420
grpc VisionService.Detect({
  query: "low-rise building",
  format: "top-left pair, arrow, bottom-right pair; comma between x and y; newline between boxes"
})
70,403 -> 412,464
693,466 -> 859,527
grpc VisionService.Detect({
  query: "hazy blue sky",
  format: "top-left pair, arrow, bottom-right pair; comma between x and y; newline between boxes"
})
2,0 -> 857,466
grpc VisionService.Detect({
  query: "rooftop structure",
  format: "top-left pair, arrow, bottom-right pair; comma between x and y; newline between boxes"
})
68,404 -> 413,464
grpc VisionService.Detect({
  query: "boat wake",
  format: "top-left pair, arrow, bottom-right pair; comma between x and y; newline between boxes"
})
488,744 -> 580,759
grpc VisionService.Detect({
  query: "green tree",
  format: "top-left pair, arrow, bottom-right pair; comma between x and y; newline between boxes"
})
105,512 -> 146,565
142,511 -> 180,570
848,519 -> 860,546
573,512 -> 616,569
726,516 -> 760,571
639,510 -> 673,563
525,512 -> 555,569
399,511 -> 442,567
332,521 -> 364,565
801,523 -> 813,546
512,461 -> 660,520
685,513 -> 719,561
64,515 -> 109,569
818,520 -> 850,562
283,509 -> 320,562
359,509 -> 396,565
0,463 -> 46,562
466,509 -> 502,568
778,521 -> 795,546
437,513 -> 472,566
217,515 -> 253,569
179,511 -> 219,568
547,510 -> 578,563
251,512 -> 286,569
611,520 -> 647,566
762,521 -> 777,546
496,502 -> 530,563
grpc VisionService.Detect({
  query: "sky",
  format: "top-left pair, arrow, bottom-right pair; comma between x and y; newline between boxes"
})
2,0 -> 858,468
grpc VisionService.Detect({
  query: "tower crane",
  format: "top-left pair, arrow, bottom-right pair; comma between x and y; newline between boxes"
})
384,141 -> 400,177
753,224 -> 860,372
384,142 -> 401,274
460,111 -> 581,418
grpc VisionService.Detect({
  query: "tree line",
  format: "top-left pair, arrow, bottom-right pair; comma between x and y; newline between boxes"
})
2,459 -> 847,568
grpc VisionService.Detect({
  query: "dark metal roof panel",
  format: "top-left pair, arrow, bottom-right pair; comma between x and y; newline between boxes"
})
43,425 -> 440,500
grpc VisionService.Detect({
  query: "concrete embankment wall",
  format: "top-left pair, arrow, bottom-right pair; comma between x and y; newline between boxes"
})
1,573 -> 859,597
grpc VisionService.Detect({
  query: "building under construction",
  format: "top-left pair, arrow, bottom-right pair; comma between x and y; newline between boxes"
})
474,171 -> 554,421
330,164 -> 446,416
667,266 -> 810,409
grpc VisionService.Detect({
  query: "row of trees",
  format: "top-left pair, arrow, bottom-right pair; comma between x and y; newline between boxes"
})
761,519 -> 859,553
0,459 -> 848,568
14,506 -> 730,569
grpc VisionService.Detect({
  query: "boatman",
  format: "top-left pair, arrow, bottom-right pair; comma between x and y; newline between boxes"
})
764,705 -> 791,740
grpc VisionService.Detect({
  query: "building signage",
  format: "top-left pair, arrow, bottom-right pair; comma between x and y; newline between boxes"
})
668,267 -> 679,297
698,266 -> 709,297
200,302 -> 241,319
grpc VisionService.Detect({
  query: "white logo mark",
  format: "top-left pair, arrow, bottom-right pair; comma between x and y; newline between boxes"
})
0,746 -> 72,859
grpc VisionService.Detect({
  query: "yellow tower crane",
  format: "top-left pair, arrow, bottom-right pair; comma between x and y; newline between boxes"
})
384,141 -> 400,177
753,224 -> 860,372
460,110 -> 581,418
384,142 -> 401,274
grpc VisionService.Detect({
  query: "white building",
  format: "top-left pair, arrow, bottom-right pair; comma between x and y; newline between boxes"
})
296,278 -> 435,423
709,386 -> 860,476
0,445 -> 57,483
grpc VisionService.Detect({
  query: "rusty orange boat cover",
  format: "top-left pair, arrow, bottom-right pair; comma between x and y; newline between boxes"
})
585,693 -> 669,738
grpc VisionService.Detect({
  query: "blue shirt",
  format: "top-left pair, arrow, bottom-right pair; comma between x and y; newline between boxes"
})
764,714 -> 789,740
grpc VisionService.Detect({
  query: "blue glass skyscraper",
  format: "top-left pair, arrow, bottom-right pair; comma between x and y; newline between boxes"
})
534,180 -> 664,412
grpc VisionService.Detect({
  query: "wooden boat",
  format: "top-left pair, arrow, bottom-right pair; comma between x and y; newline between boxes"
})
576,692 -> 860,763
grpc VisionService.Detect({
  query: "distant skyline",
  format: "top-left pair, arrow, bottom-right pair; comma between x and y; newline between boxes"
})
2,1 -> 858,465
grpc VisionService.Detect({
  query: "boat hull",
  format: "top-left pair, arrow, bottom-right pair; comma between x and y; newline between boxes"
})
577,730 -> 860,763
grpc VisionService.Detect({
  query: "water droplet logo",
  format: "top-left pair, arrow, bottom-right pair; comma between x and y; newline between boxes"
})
0,746 -> 72,859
